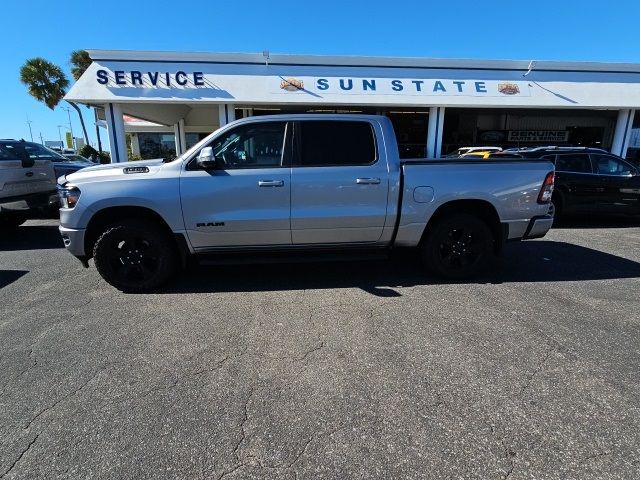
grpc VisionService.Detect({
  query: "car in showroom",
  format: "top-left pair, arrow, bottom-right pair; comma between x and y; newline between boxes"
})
503,147 -> 640,218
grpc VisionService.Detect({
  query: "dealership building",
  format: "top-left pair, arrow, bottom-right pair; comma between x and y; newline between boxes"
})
65,49 -> 640,162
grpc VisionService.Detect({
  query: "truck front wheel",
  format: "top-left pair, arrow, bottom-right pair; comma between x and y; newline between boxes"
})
93,219 -> 178,293
422,213 -> 494,279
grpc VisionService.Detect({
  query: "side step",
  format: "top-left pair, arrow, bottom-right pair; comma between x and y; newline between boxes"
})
195,248 -> 390,266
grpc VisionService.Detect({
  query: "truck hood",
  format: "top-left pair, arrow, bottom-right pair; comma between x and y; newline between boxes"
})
63,159 -> 166,184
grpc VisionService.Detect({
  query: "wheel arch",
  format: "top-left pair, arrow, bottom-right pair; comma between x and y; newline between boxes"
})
420,199 -> 504,253
84,206 -> 185,261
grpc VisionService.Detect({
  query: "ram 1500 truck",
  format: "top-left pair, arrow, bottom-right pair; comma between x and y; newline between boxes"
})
58,115 -> 554,292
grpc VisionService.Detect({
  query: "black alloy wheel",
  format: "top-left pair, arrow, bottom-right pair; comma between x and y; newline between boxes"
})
422,213 -> 494,279
93,219 -> 177,292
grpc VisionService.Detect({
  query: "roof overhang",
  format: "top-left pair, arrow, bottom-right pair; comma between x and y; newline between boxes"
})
64,49 -> 640,110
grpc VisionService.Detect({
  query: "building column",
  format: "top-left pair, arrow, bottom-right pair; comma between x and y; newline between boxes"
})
427,107 -> 445,158
104,103 -> 127,163
218,104 -> 236,127
130,133 -> 140,156
611,109 -> 636,158
174,119 -> 187,155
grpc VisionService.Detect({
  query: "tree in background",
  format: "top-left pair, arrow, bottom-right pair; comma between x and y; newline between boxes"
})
20,56 -> 89,147
19,58 -> 68,109
79,144 -> 110,164
70,50 -> 91,81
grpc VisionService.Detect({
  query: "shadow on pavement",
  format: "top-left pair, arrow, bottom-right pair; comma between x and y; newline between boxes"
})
0,270 -> 28,289
553,215 -> 640,229
0,225 -> 63,251
158,241 -> 640,296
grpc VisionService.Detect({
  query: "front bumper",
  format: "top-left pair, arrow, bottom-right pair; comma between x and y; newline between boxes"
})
0,190 -> 58,212
59,225 -> 86,257
522,214 -> 554,240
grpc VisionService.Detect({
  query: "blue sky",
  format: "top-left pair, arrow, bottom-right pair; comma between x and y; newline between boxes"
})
2,0 -> 640,149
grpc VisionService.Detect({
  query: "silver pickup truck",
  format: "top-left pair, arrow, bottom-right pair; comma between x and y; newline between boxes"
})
58,114 -> 554,292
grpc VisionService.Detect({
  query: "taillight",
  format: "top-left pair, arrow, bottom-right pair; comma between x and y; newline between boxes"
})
537,172 -> 555,204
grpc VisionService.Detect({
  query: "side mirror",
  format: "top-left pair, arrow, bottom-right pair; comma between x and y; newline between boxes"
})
196,147 -> 216,169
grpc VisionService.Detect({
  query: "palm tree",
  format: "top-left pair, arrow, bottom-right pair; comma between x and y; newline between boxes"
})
70,50 -> 91,81
19,58 -> 68,109
19,56 -> 90,145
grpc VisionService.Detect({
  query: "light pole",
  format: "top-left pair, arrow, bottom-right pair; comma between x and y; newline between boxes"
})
26,116 -> 34,142
57,125 -> 68,149
62,106 -> 75,149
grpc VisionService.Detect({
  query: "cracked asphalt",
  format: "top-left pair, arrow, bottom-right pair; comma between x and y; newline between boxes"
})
1,217 -> 639,479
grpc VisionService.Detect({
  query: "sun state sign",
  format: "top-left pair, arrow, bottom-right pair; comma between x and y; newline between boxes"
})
275,77 -> 531,97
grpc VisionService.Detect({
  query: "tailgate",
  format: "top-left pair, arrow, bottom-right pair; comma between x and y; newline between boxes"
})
0,159 -> 56,198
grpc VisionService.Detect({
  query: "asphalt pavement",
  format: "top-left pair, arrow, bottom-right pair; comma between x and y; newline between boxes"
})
1,218 -> 639,479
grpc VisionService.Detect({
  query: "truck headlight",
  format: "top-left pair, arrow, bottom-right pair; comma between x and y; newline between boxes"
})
58,184 -> 81,209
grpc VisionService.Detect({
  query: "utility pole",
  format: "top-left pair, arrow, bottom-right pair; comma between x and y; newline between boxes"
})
26,115 -> 34,142
39,132 -> 44,145
57,125 -> 65,147
62,106 -> 75,149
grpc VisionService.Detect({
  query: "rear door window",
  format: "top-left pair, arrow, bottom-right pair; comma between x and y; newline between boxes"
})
297,121 -> 377,167
554,154 -> 593,173
591,154 -> 635,176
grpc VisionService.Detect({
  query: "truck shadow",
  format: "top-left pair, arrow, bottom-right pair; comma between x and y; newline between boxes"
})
0,270 -> 28,289
0,224 -> 63,251
162,241 -> 640,296
553,215 -> 640,229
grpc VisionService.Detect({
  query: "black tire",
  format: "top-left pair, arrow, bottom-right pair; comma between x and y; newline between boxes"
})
0,213 -> 27,229
93,218 -> 177,292
421,213 -> 495,279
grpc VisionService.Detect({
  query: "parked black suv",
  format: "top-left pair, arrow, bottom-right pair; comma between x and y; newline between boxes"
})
497,147 -> 640,217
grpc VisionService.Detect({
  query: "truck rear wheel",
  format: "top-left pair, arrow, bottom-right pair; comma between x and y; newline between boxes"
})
422,213 -> 494,279
93,219 -> 177,293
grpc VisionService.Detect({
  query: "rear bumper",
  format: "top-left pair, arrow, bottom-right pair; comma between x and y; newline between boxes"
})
0,190 -> 58,212
59,225 -> 86,257
522,214 -> 554,240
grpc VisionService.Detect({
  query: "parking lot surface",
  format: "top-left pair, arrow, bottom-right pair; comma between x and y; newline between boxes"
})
1,218 -> 639,479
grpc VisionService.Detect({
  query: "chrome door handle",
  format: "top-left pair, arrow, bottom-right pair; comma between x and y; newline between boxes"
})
258,180 -> 284,187
356,177 -> 381,185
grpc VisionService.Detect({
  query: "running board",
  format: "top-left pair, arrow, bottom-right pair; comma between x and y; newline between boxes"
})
196,248 -> 389,266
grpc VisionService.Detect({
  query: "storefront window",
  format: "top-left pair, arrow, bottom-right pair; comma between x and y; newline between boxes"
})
442,108 -> 616,155
138,133 -> 177,160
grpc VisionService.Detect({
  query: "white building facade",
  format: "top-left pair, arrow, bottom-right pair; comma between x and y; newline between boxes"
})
65,50 -> 640,163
